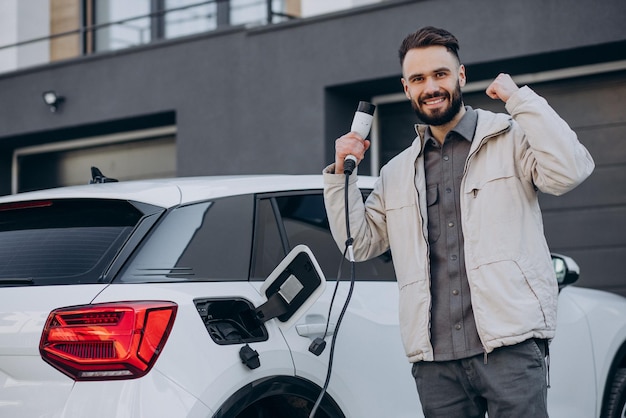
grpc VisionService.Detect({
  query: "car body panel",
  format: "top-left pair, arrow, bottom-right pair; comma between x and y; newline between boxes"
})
0,181 -> 182,208
0,175 -> 369,208
0,285 -> 107,417
91,282 -> 295,413
274,280 -> 420,417
61,371 -> 212,418
547,286 -> 597,417
556,286 -> 626,417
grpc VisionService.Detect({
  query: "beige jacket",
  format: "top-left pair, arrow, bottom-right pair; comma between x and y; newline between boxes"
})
323,86 -> 595,362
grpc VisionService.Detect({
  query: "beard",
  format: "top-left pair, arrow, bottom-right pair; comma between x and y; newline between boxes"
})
411,82 -> 464,126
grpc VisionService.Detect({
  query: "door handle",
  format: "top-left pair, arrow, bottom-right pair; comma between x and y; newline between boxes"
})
296,323 -> 336,338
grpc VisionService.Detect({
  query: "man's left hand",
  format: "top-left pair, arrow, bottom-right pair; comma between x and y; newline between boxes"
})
486,73 -> 520,103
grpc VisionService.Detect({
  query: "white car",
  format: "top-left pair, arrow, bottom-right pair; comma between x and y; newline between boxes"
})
0,174 -> 625,418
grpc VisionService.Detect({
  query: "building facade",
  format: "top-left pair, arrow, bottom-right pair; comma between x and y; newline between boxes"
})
0,0 -> 625,295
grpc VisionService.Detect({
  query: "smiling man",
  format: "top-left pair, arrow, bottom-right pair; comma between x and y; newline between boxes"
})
323,26 -> 595,417
401,41 -> 466,139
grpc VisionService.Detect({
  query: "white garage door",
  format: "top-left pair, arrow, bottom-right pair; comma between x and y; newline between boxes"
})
13,126 -> 176,193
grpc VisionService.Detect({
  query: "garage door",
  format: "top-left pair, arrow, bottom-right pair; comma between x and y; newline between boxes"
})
13,126 -> 176,193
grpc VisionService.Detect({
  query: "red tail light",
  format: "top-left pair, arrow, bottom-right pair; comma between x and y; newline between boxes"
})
39,301 -> 177,381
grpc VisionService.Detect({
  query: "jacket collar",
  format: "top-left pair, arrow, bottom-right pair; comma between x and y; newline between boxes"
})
411,108 -> 512,158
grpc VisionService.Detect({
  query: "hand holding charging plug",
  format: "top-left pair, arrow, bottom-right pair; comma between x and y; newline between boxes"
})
336,101 -> 376,175
310,101 -> 376,418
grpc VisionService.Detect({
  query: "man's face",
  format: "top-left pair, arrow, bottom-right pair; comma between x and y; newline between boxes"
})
401,46 -> 466,126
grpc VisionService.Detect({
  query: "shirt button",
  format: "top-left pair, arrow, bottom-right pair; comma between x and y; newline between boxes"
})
451,255 -> 458,261
452,289 -> 459,295
446,188 -> 452,193
455,323 -> 462,330
443,155 -> 450,161
448,221 -> 454,227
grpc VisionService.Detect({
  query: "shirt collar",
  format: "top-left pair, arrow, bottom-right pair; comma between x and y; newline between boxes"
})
422,106 -> 478,149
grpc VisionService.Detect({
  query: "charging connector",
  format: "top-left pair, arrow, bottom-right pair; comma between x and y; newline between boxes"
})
309,338 -> 327,356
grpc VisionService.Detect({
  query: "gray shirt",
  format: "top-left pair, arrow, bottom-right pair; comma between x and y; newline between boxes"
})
419,106 -> 484,361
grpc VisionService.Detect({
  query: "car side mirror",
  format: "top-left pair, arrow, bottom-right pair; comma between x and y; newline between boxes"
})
552,253 -> 580,289
255,245 -> 326,330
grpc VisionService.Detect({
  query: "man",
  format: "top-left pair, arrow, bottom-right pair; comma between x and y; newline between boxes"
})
323,26 -> 594,417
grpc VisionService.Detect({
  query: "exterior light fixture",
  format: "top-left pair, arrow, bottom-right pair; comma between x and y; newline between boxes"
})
42,90 -> 65,112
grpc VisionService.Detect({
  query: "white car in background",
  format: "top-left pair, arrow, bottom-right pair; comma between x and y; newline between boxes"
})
0,173 -> 625,417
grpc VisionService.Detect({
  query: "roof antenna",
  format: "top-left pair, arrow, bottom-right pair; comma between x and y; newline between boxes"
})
90,166 -> 118,184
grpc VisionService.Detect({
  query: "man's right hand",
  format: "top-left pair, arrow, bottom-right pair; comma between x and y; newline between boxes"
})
334,132 -> 371,174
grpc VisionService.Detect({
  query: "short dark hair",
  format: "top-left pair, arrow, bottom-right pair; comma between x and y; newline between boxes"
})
398,26 -> 460,65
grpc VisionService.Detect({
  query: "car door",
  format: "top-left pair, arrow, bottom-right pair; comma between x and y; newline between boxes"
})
250,190 -> 419,417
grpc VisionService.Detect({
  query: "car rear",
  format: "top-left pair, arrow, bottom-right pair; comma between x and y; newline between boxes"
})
0,192 -> 199,416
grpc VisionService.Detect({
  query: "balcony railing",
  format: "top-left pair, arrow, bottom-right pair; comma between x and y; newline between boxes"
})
0,0 -> 297,74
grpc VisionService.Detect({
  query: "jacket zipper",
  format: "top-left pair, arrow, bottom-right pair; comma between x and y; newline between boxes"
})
460,124 -> 511,362
413,151 -> 434,359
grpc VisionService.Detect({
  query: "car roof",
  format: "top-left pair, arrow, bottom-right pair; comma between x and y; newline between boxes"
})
0,175 -> 379,208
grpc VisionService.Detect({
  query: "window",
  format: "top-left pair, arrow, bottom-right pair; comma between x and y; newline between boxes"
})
251,198 -> 287,279
0,199 -> 146,286
119,194 -> 254,282
89,0 -> 291,53
251,191 -> 395,281
165,0 -> 217,39
94,0 -> 151,52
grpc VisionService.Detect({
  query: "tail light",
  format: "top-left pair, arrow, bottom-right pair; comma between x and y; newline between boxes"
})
39,301 -> 177,381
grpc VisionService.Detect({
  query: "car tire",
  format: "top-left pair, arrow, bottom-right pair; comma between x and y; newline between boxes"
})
604,368 -> 626,418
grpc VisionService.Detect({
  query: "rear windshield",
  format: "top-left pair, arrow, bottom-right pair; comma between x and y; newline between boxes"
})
0,199 -> 145,286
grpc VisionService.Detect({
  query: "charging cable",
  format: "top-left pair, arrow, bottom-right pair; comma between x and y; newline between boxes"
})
309,102 -> 375,417
309,172 -> 357,418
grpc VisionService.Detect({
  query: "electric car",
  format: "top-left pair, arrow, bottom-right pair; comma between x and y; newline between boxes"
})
0,174 -> 625,417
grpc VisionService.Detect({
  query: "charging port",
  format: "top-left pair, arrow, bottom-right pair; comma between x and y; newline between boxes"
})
194,298 -> 268,345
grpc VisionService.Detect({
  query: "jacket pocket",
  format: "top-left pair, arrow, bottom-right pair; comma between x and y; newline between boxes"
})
385,198 -> 428,288
469,258 -> 547,343
463,173 -> 526,230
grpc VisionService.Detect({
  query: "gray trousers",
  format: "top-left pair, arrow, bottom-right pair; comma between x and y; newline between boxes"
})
411,339 -> 548,418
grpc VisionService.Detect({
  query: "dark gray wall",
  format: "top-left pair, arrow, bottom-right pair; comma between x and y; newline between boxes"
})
0,0 -> 625,294
2,0 -> 625,179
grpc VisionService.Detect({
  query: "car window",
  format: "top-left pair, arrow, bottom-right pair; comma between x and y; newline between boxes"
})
118,194 -> 254,283
251,191 -> 395,281
250,198 -> 287,280
0,199 -> 145,286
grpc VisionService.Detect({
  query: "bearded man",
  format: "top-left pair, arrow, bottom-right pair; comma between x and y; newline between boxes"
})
323,26 -> 595,417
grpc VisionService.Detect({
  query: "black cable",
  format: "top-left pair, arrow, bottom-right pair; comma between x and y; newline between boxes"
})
309,173 -> 356,418
323,248 -> 347,338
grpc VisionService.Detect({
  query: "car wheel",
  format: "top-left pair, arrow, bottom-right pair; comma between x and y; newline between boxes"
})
237,395 -> 313,418
604,368 -> 626,418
